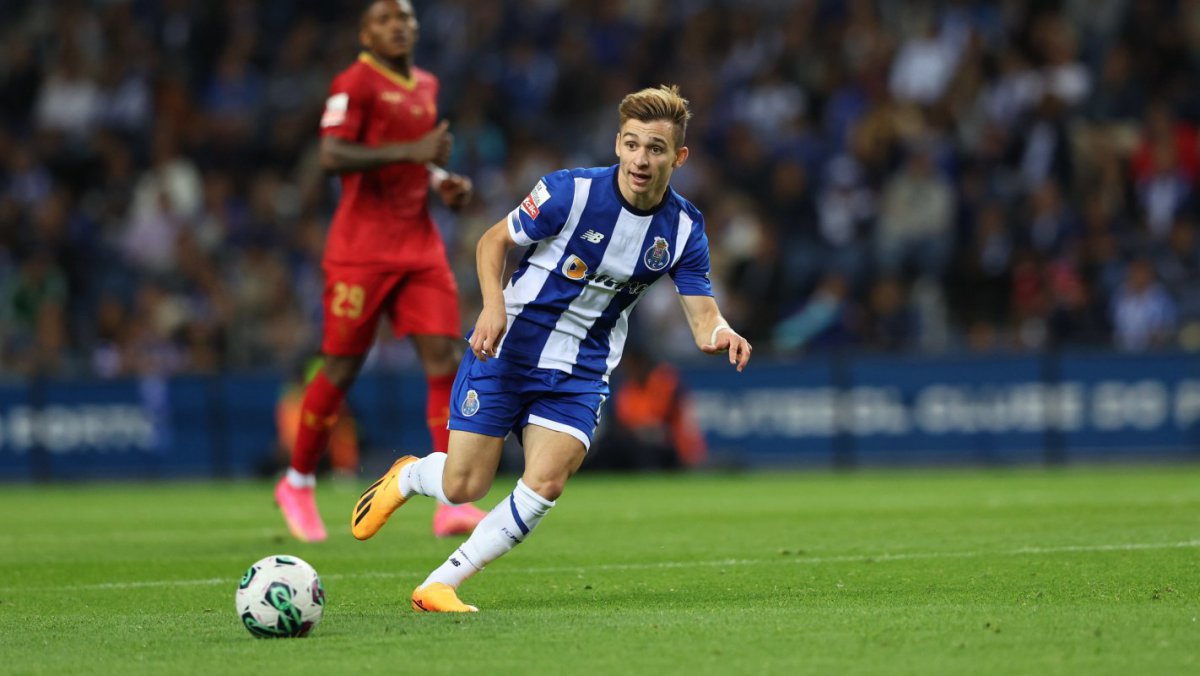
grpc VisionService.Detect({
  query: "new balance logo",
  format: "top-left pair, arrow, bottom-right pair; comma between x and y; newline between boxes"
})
580,230 -> 605,243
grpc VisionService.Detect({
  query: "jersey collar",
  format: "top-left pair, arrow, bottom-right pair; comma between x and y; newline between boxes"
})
359,52 -> 417,91
611,166 -> 671,216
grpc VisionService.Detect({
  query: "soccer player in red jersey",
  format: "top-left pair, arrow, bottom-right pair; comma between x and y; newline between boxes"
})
274,0 -> 486,542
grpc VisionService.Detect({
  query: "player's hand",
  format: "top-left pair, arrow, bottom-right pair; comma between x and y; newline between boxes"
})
470,304 -> 508,361
436,173 -> 473,210
701,328 -> 752,372
409,120 -> 453,165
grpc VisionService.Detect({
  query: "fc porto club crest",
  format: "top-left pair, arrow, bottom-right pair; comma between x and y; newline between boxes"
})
644,236 -> 671,271
461,390 -> 480,417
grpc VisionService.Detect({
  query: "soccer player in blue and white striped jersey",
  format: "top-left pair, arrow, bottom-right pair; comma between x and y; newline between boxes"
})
351,85 -> 752,612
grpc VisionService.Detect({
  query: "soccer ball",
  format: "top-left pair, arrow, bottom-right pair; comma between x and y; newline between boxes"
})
235,555 -> 325,638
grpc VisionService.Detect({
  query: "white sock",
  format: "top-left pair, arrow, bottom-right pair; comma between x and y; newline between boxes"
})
397,453 -> 456,505
421,479 -> 554,589
286,468 -> 315,488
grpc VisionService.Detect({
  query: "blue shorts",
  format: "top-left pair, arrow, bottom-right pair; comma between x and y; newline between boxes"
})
447,351 -> 610,450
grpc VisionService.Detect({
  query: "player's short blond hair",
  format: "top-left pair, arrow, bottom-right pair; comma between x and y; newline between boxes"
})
618,85 -> 691,149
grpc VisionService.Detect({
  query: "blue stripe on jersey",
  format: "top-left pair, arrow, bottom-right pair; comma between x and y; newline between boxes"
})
572,289 -> 640,377
507,245 -> 537,289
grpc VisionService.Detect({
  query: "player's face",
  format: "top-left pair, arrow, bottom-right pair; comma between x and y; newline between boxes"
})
614,119 -> 688,208
361,0 -> 418,60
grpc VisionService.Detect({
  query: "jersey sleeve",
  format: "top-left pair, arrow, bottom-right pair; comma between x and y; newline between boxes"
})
320,71 -> 369,141
506,170 -> 576,246
669,213 -> 714,296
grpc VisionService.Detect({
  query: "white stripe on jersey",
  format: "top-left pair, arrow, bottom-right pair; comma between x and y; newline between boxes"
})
537,209 -> 653,370
604,298 -> 640,379
496,177 -> 593,356
671,210 -> 694,273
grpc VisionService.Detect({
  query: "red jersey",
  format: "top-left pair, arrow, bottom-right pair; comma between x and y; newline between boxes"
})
319,53 -> 444,268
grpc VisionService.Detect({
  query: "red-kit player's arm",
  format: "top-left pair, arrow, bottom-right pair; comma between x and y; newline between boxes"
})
318,71 -> 452,174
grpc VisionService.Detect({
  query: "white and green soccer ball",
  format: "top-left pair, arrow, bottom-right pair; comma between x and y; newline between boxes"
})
235,555 -> 325,638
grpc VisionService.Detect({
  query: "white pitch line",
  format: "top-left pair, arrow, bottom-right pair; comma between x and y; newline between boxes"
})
3,539 -> 1197,594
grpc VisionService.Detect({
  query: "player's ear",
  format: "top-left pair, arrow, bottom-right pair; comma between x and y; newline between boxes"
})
614,133 -> 622,159
673,145 -> 689,169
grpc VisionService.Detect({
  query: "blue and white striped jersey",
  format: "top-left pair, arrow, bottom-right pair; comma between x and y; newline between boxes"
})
493,165 -> 713,380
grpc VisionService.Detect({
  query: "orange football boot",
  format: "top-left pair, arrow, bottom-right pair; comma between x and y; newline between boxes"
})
351,455 -> 418,540
411,582 -> 479,612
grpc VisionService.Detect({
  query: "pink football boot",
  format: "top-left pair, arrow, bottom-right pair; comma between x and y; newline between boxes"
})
275,477 -> 328,542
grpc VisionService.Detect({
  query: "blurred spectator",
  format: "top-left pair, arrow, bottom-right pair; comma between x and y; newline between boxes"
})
772,272 -> 859,353
1155,219 -> 1200,323
875,143 -> 955,279
863,276 -> 915,351
816,155 -> 874,280
1021,180 -> 1076,258
129,129 -> 202,225
1111,258 -> 1177,351
889,18 -> 959,105
2,249 -> 68,374
33,44 -> 100,139
591,346 -> 707,470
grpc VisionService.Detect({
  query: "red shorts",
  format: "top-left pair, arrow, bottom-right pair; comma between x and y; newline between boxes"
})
320,260 -> 461,356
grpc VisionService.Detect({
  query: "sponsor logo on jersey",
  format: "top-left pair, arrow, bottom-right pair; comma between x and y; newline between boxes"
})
380,91 -> 404,104
520,194 -> 540,219
562,255 -> 588,280
644,236 -> 671,271
565,261 -> 650,294
580,229 -> 605,243
320,93 -> 348,128
461,390 -> 480,417
520,179 -> 552,219
584,272 -> 648,295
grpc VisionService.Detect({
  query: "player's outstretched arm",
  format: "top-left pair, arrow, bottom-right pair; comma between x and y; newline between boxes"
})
428,164 -> 473,210
469,219 -> 518,361
678,294 -> 752,372
319,121 -> 452,173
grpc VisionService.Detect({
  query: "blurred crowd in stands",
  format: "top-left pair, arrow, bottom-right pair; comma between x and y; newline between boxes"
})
2,0 -> 1200,379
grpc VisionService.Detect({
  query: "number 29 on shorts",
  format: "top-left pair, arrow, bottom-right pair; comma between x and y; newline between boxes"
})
331,282 -> 365,319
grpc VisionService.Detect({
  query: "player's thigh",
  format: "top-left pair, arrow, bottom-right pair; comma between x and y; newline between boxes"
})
388,260 -> 461,340
410,333 -> 462,377
522,385 -> 607,454
520,388 -> 607,499
320,267 -> 400,355
520,424 -> 587,501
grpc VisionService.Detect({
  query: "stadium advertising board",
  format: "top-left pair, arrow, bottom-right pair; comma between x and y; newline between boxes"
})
0,352 -> 1198,478
690,353 -> 1200,464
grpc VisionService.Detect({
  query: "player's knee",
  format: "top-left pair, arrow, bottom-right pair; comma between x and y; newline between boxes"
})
521,475 -> 566,502
442,474 -> 490,504
414,336 -> 461,376
323,355 -> 364,390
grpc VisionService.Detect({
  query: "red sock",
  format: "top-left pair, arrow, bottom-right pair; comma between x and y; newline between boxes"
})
291,371 -> 346,474
426,373 -> 454,453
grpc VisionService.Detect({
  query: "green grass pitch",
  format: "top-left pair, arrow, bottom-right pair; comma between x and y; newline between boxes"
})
0,466 -> 1197,675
